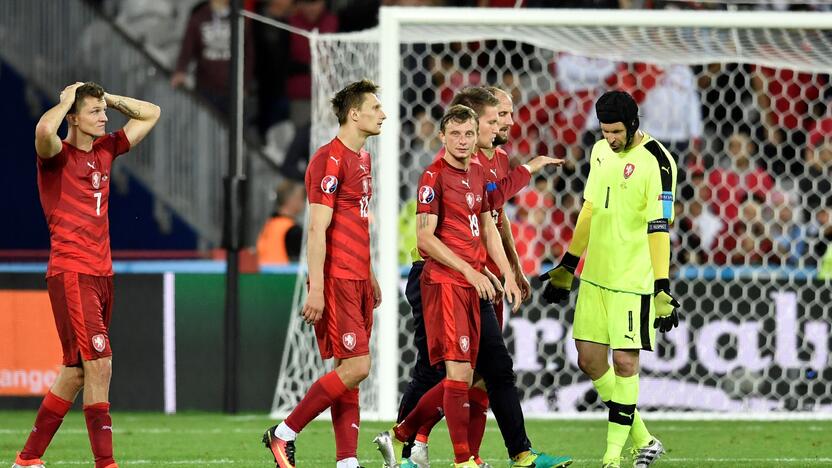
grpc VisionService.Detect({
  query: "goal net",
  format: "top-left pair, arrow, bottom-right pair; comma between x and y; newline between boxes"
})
270,7 -> 832,420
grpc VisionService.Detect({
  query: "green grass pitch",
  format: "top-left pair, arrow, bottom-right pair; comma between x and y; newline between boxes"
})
2,411 -> 830,467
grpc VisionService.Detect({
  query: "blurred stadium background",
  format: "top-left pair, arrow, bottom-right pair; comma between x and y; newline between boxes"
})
2,0 -> 832,465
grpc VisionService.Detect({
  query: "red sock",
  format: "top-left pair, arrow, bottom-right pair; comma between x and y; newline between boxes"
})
443,379 -> 471,463
20,391 -> 73,460
331,388 -> 360,461
83,402 -> 115,468
468,387 -> 489,460
285,371 -> 348,433
395,381 -> 445,442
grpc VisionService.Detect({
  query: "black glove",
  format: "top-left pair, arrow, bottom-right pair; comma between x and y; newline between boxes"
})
653,278 -> 680,332
537,252 -> 580,304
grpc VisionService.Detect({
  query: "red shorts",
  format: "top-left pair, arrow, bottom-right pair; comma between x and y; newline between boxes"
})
420,279 -> 480,367
46,272 -> 114,366
314,277 -> 374,359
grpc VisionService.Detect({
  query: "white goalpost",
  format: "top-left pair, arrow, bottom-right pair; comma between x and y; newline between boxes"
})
268,7 -> 832,421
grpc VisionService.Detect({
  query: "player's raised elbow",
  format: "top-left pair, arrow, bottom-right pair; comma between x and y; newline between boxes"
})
147,103 -> 162,122
35,121 -> 56,141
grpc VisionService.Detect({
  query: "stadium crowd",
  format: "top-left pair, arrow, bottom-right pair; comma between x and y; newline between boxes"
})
89,0 -> 832,274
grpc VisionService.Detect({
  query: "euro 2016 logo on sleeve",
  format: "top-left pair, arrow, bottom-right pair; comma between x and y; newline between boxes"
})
624,163 -> 635,179
91,334 -> 106,353
459,335 -> 470,353
321,175 -> 339,194
91,171 -> 102,189
418,185 -> 435,204
342,332 -> 357,351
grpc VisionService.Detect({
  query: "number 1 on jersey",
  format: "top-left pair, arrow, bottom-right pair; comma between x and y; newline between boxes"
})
94,192 -> 102,216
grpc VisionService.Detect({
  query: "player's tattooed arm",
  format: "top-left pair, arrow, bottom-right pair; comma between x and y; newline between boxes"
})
105,92 -> 161,147
418,213 -> 430,230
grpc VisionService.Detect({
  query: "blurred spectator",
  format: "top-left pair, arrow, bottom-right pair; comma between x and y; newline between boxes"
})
402,109 -> 443,197
253,0 -> 294,137
721,201 -> 772,265
707,131 -> 774,221
751,66 -> 827,162
771,203 -> 806,266
286,0 -> 338,125
640,64 -> 701,166
256,180 -> 305,264
172,0 -> 255,115
798,140 -> 832,212
678,198 -> 723,265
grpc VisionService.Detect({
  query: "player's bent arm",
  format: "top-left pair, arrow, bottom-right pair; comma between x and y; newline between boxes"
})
35,88 -> 82,158
416,213 -> 477,276
565,201 -> 592,256
307,203 -> 334,293
105,93 -> 161,147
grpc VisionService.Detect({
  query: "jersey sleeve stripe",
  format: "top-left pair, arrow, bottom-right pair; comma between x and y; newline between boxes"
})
644,140 -> 674,219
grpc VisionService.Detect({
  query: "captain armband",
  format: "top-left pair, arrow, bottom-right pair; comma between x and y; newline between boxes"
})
647,218 -> 669,234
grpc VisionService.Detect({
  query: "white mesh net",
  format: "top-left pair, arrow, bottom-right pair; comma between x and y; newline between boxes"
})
272,8 -> 832,419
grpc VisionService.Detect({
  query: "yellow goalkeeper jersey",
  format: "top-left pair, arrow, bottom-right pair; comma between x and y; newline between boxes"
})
581,133 -> 677,295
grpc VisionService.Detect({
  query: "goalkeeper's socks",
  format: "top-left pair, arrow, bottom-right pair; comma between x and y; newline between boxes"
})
285,370 -> 348,434
443,379 -> 472,463
20,391 -> 72,460
395,380 -> 445,441
275,422 -> 297,441
593,368 -> 652,448
467,387 -> 489,460
603,374 -> 639,463
332,388 -> 360,461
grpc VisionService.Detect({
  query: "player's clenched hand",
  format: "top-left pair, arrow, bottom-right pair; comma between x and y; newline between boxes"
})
536,252 -> 580,305
503,276 -> 522,313
464,268 -> 496,302
302,288 -> 325,325
515,269 -> 532,303
526,156 -> 565,174
653,279 -> 680,333
59,82 -> 85,104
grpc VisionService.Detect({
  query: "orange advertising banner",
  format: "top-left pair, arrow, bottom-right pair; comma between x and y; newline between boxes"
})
0,290 -> 62,396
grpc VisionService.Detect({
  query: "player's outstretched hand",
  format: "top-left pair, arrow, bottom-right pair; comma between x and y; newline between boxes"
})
59,82 -> 85,104
526,156 -> 566,174
464,268 -> 496,302
536,252 -> 580,305
302,289 -> 325,325
653,279 -> 680,333
503,276 -> 522,313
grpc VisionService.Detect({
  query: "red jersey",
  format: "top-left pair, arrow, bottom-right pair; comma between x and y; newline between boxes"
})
37,130 -> 131,277
417,157 -> 490,286
305,137 -> 372,280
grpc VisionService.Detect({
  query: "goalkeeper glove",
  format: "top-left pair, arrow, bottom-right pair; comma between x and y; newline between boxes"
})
653,278 -> 680,332
537,252 -> 580,304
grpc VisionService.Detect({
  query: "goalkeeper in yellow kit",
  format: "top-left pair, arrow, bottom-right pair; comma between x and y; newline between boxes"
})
538,90 -> 679,468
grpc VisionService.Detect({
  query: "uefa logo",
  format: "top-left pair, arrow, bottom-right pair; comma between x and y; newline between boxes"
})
418,185 -> 435,204
321,175 -> 339,194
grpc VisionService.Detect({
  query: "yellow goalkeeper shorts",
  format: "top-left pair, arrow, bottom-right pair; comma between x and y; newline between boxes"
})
573,280 -> 656,351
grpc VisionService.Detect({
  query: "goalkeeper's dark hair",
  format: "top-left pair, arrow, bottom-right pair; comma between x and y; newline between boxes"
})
331,79 -> 379,125
596,90 -> 640,148
450,86 -> 499,119
68,82 -> 105,115
439,105 -> 479,133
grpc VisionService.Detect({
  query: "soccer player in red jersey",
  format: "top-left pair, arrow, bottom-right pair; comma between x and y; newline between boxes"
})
378,104 -> 523,468
383,87 -> 571,468
12,82 -> 160,468
263,79 -> 385,468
